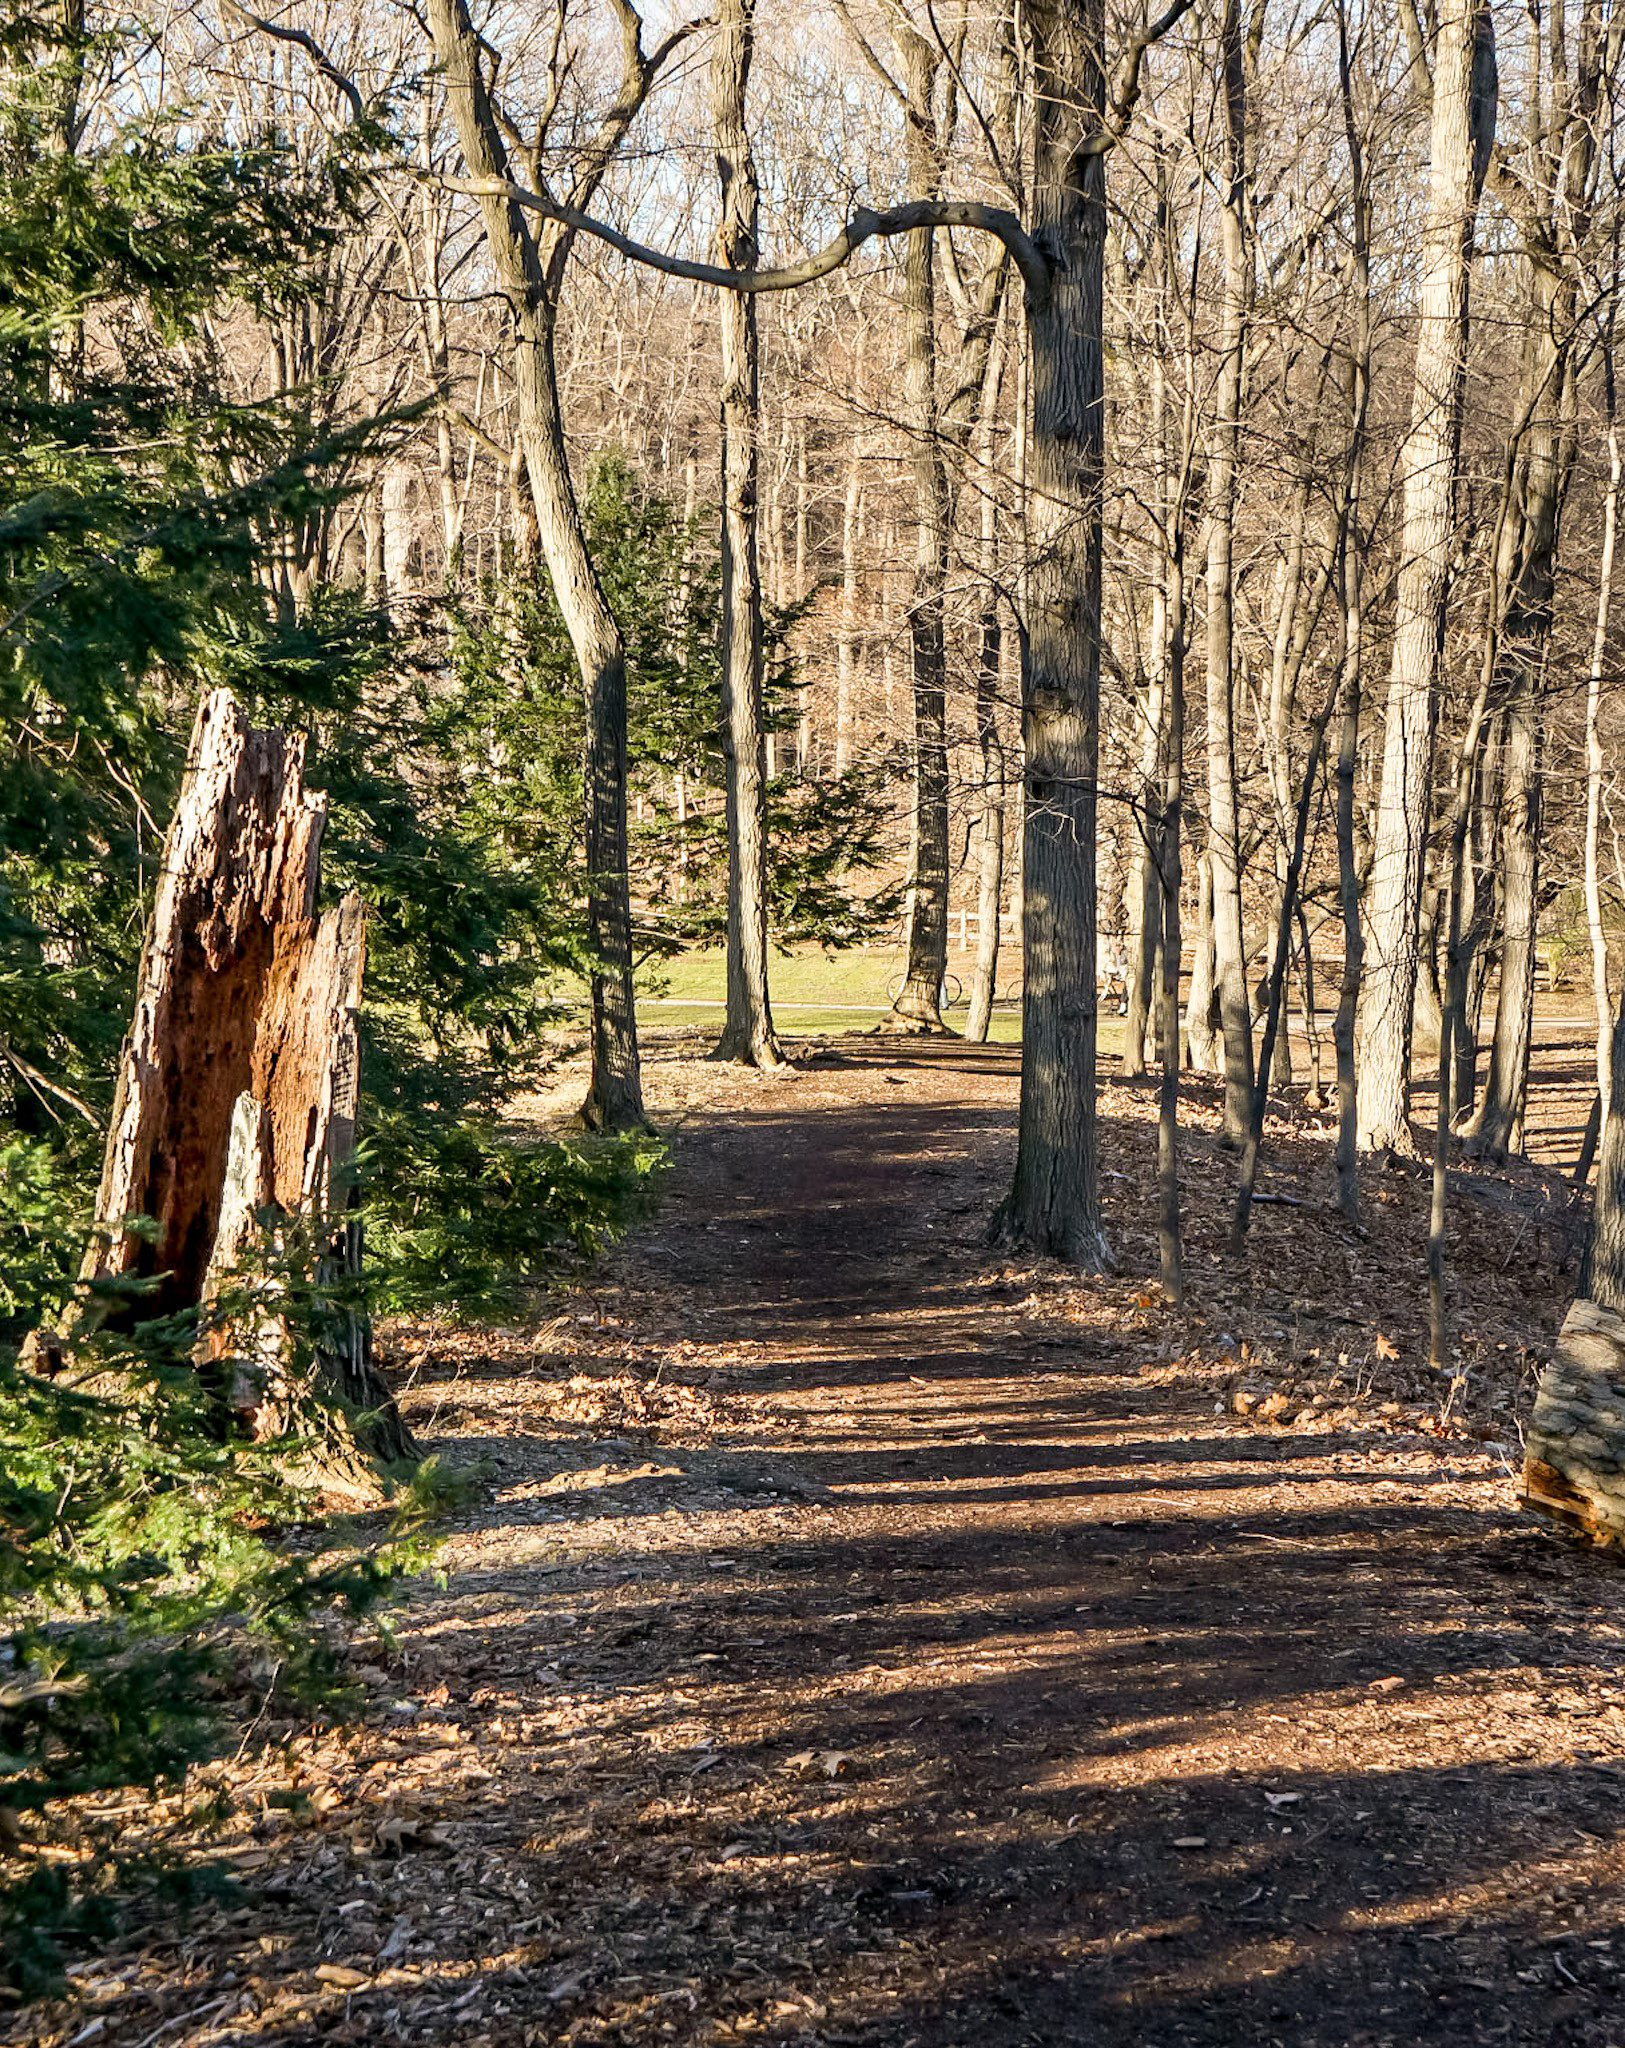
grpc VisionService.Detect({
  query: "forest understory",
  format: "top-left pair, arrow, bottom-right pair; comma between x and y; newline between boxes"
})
15,1033 -> 1625,2048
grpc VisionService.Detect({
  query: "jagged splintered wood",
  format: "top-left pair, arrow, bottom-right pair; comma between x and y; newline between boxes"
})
1522,1297 -> 1625,1544
83,688 -> 412,1470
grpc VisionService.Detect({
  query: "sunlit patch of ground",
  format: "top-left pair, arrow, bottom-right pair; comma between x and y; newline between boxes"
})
14,1037 -> 1621,2048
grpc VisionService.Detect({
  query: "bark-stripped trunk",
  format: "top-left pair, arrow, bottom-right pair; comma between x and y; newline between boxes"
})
888,27 -> 952,1032
999,0 -> 1110,1263
65,691 -> 411,1474
1354,0 -> 1495,1152
1202,0 -> 1255,1147
429,0 -> 643,1131
711,0 -> 780,1068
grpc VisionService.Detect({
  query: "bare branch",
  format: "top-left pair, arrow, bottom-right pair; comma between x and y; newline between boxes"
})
216,0 -> 367,124
434,173 -> 1053,309
1107,0 -> 1198,138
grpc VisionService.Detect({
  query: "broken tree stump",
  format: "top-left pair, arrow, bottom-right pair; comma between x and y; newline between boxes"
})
1522,1295 -> 1625,1544
75,687 -> 413,1469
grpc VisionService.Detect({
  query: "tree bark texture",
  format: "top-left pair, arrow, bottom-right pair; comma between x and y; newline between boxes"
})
1523,1297 -> 1625,1544
1184,852 -> 1219,1071
429,0 -> 644,1131
1467,8 -> 1608,1152
888,25 -> 952,1031
81,689 -> 411,1465
711,0 -> 781,1068
1586,390 -> 1620,1115
1354,0 -> 1494,1152
1202,0 -> 1256,1147
965,334 -> 1009,1045
1001,0 -> 1110,1264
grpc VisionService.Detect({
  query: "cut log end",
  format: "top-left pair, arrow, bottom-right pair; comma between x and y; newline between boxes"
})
1521,1458 -> 1624,1546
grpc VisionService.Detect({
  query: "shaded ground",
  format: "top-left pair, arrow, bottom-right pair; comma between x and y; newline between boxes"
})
17,1038 -> 1625,2047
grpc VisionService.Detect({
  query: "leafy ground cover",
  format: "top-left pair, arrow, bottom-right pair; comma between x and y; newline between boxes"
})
10,1032 -> 1621,2047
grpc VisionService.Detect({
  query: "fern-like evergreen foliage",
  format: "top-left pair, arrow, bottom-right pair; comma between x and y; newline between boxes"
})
445,450 -> 904,966
0,3 -> 891,1988
0,1249 -> 429,1994
0,19 -> 425,1986
0,15 -> 632,1986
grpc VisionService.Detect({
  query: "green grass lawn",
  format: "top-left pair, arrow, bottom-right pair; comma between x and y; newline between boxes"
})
631,944 -> 1133,1051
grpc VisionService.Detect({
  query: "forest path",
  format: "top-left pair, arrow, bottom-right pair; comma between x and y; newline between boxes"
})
29,1040 -> 1625,2048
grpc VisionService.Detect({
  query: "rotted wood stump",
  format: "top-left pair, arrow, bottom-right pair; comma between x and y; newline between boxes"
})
1522,1297 -> 1625,1544
73,688 -> 413,1474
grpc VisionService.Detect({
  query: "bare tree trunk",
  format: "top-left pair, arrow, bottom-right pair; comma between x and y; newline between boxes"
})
835,456 -> 864,775
1446,737 -> 1501,1122
888,26 -> 952,1032
999,0 -> 1110,1263
1467,40 -> 1606,1153
711,0 -> 781,1069
429,0 -> 644,1132
1122,811 -> 1160,1075
964,621 -> 1005,1045
1185,851 -> 1218,1071
1588,1008 -> 1625,1310
1426,659 -> 1496,1368
1155,379 -> 1189,1303
1470,675 -> 1542,1154
1202,0 -> 1255,1148
1587,358 -> 1621,1117
965,323 -> 1009,1044
1123,322 -> 1174,1082
1332,0 -> 1373,1219
1333,657 -> 1365,1222
1354,0 -> 1495,1152
1232,666 -> 1341,1249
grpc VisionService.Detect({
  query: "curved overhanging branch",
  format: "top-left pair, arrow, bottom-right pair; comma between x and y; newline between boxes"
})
433,174 -> 1054,314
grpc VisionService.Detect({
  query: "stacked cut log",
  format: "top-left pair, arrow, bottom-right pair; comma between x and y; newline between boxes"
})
1522,1296 -> 1625,1544
68,687 -> 412,1472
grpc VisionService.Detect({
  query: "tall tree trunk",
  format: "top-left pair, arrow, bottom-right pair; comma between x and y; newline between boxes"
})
1330,0 -> 1374,1223
1354,0 -> 1495,1152
429,0 -> 644,1130
965,319 -> 1010,1045
1470,670 -> 1542,1154
711,0 -> 781,1069
1232,665 -> 1342,1249
835,456 -> 864,775
1467,13 -> 1607,1152
1333,657 -> 1365,1222
1586,1002 -> 1625,1309
1154,344 -> 1189,1302
1122,364 -> 1170,1079
999,0 -> 1110,1263
1202,0 -> 1256,1147
888,27 -> 952,1032
1184,851 -> 1218,1070
1587,355 -> 1621,1118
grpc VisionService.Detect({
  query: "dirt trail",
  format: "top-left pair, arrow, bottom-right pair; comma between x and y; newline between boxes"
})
25,1040 -> 1625,2048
